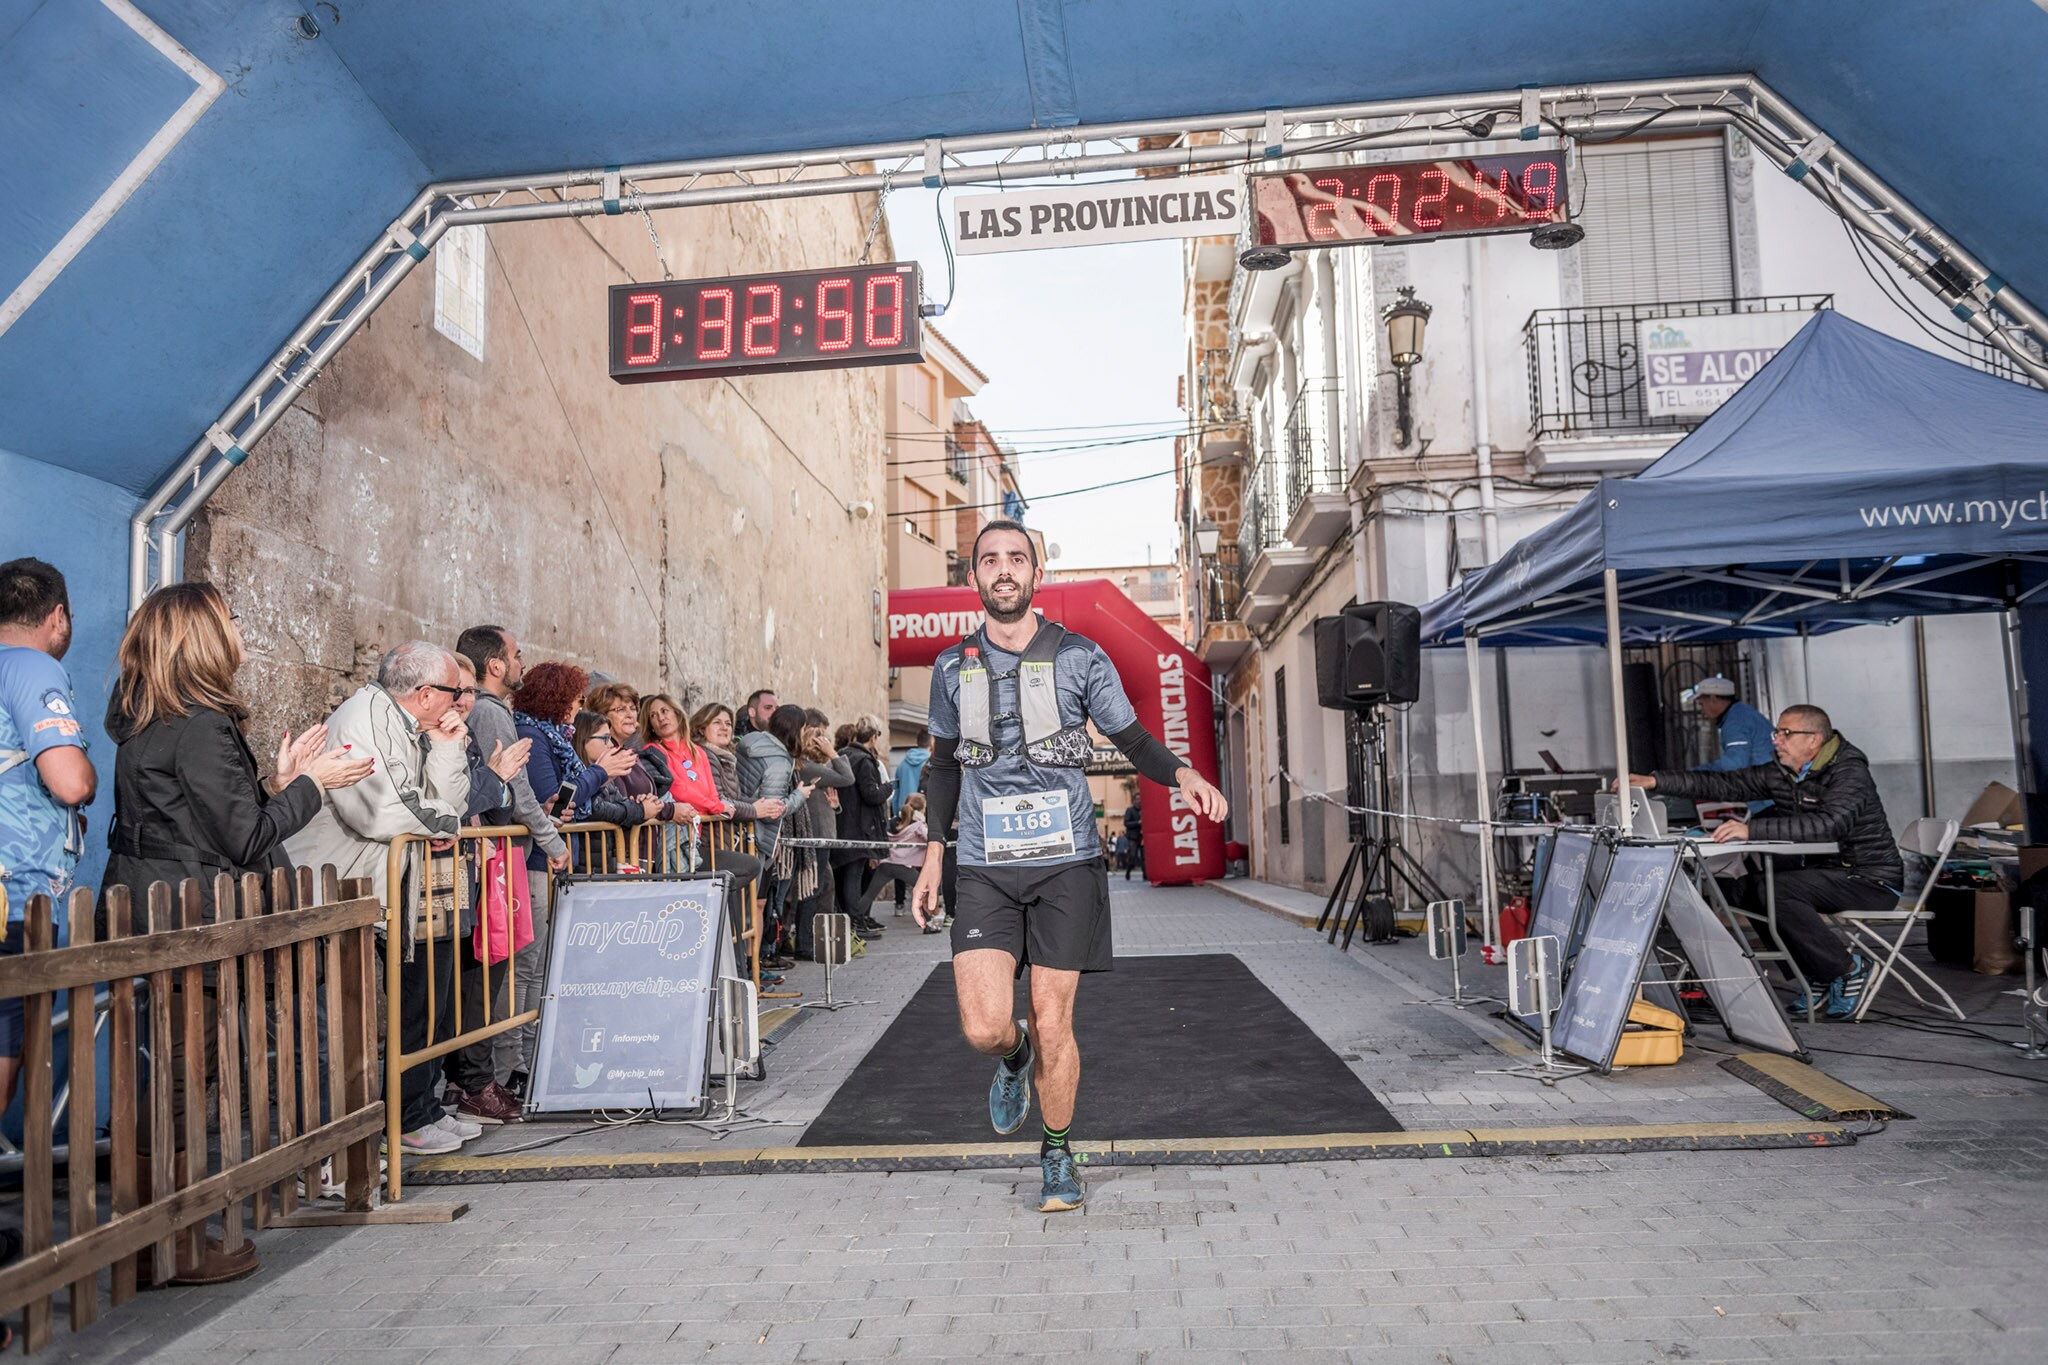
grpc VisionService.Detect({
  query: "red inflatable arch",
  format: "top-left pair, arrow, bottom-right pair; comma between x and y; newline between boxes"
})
887,581 -> 1224,885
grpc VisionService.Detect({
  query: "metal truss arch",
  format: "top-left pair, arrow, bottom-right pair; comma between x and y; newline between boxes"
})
130,75 -> 2048,606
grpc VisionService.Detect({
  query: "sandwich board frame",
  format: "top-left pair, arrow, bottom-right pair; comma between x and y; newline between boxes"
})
528,872 -> 739,1114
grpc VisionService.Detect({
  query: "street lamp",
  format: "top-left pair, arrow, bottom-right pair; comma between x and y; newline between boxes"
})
1194,518 -> 1221,558
1381,285 -> 1432,449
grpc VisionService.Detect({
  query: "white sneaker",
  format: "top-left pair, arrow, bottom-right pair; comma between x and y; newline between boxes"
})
436,1113 -> 483,1143
390,1123 -> 462,1155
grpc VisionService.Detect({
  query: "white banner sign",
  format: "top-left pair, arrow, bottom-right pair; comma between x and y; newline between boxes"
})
951,177 -> 1242,255
1638,311 -> 1815,417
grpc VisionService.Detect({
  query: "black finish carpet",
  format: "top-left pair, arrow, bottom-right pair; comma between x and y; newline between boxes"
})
798,953 -> 1401,1145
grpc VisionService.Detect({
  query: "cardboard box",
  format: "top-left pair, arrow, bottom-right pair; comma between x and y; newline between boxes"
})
1962,781 -> 2023,832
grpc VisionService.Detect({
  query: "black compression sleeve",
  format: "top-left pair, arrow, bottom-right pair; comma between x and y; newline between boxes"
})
1109,721 -> 1188,788
922,735 -> 960,844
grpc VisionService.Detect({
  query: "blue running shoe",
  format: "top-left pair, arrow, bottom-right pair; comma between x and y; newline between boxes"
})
1039,1147 -> 1084,1212
989,1022 -> 1032,1135
1823,953 -> 1871,1020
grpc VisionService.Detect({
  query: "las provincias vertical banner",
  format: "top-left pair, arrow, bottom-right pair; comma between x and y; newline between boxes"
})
887,581 -> 1226,885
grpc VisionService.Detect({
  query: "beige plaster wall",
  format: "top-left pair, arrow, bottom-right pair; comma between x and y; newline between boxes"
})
189,193 -> 893,753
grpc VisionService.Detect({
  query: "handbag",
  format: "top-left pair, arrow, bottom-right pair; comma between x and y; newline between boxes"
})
473,837 -> 535,965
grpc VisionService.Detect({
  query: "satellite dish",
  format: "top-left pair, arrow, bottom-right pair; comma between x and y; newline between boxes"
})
1047,542 -> 1062,561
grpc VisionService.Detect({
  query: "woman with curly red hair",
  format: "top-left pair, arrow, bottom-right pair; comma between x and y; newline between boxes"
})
501,658 -> 588,1097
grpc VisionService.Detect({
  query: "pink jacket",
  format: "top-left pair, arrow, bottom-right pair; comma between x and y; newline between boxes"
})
882,815 -> 927,868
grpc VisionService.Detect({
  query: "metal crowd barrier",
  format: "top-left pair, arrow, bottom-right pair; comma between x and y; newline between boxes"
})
380,820 -> 621,1199
620,815 -> 764,980
379,816 -> 762,1200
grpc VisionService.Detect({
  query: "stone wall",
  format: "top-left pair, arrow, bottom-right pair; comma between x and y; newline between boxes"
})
189,194 -> 892,754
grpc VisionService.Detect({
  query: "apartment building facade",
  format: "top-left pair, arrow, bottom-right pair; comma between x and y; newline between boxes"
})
882,329 -> 1035,751
1178,129 -> 2026,900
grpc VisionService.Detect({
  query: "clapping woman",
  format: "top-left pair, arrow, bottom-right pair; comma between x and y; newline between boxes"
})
103,582 -> 373,920
100,581 -> 372,1285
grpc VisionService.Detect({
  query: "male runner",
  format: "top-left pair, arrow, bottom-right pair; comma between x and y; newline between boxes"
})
913,520 -> 1226,1212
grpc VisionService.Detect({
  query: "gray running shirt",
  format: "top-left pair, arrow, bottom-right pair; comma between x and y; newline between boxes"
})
927,620 -> 1137,868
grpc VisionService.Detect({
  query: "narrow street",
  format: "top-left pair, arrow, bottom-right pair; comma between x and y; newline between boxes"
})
48,882 -> 2048,1365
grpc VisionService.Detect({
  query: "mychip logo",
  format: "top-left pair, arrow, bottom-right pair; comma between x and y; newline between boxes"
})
565,900 -> 711,962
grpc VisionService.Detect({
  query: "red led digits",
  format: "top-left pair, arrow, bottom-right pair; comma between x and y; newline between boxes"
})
742,283 -> 783,357
1363,173 -> 1402,236
1523,162 -> 1559,220
865,273 -> 904,348
1470,168 -> 1509,223
697,287 -> 734,359
1306,176 -> 1345,239
816,277 -> 853,351
624,291 -> 662,365
1412,169 -> 1450,230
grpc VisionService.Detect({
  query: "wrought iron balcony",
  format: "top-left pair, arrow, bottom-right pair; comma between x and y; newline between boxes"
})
1236,452 -> 1287,563
944,434 -> 974,483
1523,295 -> 1832,440
1283,380 -> 1345,510
1204,544 -> 1244,625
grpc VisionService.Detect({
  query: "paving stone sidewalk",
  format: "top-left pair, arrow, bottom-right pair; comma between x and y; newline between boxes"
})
35,879 -> 2048,1363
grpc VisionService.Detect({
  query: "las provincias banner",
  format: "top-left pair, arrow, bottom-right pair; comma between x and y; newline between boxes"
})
888,581 -> 1225,886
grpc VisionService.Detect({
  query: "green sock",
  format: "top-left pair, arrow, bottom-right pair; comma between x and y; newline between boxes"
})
1041,1123 -> 1070,1156
1001,1024 -> 1032,1072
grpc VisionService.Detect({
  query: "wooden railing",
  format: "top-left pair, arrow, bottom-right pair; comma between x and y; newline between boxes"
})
0,867 -> 384,1355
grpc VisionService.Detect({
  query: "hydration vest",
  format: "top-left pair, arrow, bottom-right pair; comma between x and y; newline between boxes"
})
954,621 -> 1095,769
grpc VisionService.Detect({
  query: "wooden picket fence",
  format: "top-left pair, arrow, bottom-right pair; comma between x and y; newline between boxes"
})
0,867 -> 387,1354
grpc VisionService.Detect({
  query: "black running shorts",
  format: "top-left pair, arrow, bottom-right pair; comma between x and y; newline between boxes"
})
950,859 -> 1113,973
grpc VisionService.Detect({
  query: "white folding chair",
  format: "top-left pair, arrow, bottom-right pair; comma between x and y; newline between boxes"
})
1836,817 -> 1965,1022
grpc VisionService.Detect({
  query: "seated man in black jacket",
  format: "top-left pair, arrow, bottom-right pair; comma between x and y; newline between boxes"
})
1628,703 -> 1898,1018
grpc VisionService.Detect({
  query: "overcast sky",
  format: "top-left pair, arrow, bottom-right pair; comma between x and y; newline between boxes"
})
885,189 -> 1186,570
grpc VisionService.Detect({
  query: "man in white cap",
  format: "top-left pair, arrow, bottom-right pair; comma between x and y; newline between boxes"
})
1692,676 -> 1775,773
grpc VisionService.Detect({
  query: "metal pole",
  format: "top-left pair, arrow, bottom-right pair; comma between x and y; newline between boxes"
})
2003,607 -> 2034,836
1465,633 -> 1500,947
1914,617 -> 1936,818
1605,570 -> 1635,831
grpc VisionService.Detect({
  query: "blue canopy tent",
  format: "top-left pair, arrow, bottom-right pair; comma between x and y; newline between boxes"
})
1420,311 -> 2048,928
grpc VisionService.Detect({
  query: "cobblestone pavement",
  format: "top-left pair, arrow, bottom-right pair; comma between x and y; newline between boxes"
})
40,880 -> 2048,1364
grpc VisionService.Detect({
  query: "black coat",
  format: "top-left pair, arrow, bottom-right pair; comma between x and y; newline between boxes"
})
834,747 -> 892,866
1652,733 -> 1904,888
102,702 -> 324,923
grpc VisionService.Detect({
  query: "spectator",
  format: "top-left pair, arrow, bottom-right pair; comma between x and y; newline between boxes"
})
893,727 -> 930,816
95,582 -> 372,1274
1123,794 -> 1145,881
0,558 -> 95,1149
503,658 -> 588,1098
102,582 -> 372,921
441,650 -> 535,1128
646,694 -> 761,885
740,705 -> 817,958
696,701 -> 790,971
735,687 -> 778,738
854,793 -> 934,930
797,708 -> 858,944
587,681 -> 678,823
283,641 -> 471,1156
571,709 -> 659,831
833,715 -> 892,937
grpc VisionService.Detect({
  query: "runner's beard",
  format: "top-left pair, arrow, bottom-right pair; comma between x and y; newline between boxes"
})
979,574 -> 1034,625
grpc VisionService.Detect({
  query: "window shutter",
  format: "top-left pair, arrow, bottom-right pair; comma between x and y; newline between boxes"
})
1577,142 -> 1733,306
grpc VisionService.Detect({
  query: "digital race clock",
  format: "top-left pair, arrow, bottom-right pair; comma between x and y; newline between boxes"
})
608,262 -> 923,383
1250,151 -> 1570,250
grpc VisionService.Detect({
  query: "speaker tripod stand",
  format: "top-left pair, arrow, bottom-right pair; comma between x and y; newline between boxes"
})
1314,706 -> 1449,950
